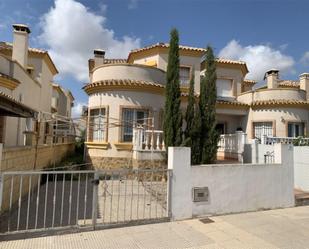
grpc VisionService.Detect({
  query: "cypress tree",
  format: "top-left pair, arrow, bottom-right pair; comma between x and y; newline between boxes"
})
184,71 -> 201,164
163,28 -> 183,148
184,71 -> 195,143
200,45 -> 219,164
191,104 -> 202,164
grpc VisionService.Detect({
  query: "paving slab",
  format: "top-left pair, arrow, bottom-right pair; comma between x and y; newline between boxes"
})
2,206 -> 309,249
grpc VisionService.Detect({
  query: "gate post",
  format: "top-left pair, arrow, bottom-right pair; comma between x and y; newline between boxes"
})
168,147 -> 192,221
92,172 -> 99,229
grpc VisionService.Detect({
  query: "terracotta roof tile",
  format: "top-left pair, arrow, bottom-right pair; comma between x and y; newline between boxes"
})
215,58 -> 247,66
0,72 -> 20,84
103,59 -> 127,64
130,43 -> 207,54
0,90 -> 38,115
83,79 -> 164,92
0,42 -> 58,74
216,100 -> 249,107
0,42 -> 47,54
242,79 -> 257,85
278,80 -> 300,88
180,92 -> 249,106
252,99 -> 309,106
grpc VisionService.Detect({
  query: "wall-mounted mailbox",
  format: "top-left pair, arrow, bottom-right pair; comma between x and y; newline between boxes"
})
193,187 -> 209,202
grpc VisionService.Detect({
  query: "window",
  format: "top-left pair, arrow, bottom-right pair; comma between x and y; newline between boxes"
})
253,122 -> 273,140
217,79 -> 233,98
26,68 -> 34,76
89,108 -> 106,142
25,118 -> 33,132
179,66 -> 191,85
288,122 -> 305,137
122,108 -> 149,142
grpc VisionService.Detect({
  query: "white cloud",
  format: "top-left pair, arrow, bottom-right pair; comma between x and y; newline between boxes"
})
39,0 -> 141,81
301,51 -> 309,66
219,40 -> 295,81
98,2 -> 107,13
128,0 -> 138,9
72,101 -> 86,118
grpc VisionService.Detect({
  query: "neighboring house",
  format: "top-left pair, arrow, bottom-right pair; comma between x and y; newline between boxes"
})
0,24 -> 74,149
83,43 -> 309,167
51,83 -> 75,143
51,83 -> 74,118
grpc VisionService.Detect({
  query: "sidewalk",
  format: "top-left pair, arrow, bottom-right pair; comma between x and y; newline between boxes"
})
1,206 -> 309,249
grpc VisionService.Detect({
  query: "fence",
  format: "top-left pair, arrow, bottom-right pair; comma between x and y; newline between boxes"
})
0,168 -> 170,235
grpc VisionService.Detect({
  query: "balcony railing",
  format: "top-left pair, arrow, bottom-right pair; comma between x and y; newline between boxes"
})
133,128 -> 165,151
133,128 -> 248,157
264,136 -> 309,145
218,131 -> 247,154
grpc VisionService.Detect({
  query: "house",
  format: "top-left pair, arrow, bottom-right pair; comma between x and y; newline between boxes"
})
83,43 -> 309,168
0,24 -> 75,147
0,24 -> 75,171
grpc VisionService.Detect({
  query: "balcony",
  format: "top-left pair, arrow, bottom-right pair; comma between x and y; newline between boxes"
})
132,127 -> 165,160
217,131 -> 247,162
132,127 -> 247,162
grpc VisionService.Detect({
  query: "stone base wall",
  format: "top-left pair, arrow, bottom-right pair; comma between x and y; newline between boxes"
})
86,155 -> 167,170
1,143 -> 75,171
0,143 -> 75,212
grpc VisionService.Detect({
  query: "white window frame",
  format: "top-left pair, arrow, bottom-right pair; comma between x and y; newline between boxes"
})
217,78 -> 233,98
179,66 -> 191,86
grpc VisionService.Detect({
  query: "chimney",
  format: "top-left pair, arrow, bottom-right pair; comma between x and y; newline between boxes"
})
299,73 -> 309,100
265,69 -> 279,89
12,24 -> 31,68
93,49 -> 105,67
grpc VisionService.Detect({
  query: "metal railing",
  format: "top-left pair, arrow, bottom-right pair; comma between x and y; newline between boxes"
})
264,151 -> 275,164
265,136 -> 309,145
0,168 -> 170,235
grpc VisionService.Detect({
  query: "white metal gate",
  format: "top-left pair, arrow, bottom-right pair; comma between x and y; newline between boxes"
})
0,168 -> 170,236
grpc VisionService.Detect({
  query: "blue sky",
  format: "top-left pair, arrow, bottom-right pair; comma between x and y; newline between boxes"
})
1,0 -> 309,116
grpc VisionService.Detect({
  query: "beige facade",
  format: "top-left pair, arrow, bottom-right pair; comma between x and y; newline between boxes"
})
84,43 -> 309,167
52,83 -> 74,117
0,24 -> 74,148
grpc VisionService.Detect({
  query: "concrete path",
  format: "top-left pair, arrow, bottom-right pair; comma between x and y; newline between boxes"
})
2,206 -> 309,249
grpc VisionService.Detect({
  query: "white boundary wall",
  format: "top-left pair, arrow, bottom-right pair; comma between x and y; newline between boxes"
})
168,144 -> 295,220
244,141 -> 274,164
294,146 -> 309,191
244,143 -> 309,192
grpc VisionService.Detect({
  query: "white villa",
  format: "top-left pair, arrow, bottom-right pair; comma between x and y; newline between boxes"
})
83,43 -> 309,168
